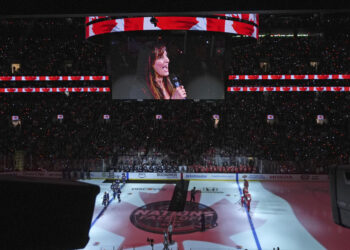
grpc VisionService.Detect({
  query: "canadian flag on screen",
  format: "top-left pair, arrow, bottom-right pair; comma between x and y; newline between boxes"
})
156,114 -> 162,120
267,115 -> 274,120
103,114 -> 110,120
11,116 -> 19,121
144,17 -> 161,30
190,17 -> 206,30
317,115 -> 324,120
57,114 -> 64,120
112,18 -> 124,32
213,114 -> 220,120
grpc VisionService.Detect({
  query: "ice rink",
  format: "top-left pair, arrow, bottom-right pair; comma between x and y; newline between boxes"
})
79,179 -> 350,250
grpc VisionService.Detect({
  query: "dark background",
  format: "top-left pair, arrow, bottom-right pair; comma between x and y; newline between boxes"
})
1,1 -> 348,16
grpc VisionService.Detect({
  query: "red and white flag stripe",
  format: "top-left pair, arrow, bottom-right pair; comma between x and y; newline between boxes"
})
228,74 -> 350,80
0,76 -> 109,81
227,86 -> 350,92
87,14 -> 260,26
0,87 -> 110,93
86,15 -> 259,39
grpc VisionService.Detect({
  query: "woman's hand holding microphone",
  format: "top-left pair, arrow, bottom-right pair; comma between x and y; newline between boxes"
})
171,76 -> 187,100
171,85 -> 187,99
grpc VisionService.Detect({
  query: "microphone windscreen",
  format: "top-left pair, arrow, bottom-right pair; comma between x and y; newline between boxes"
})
171,75 -> 180,87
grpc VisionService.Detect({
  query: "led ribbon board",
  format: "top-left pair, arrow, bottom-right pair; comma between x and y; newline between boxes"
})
86,14 -> 259,39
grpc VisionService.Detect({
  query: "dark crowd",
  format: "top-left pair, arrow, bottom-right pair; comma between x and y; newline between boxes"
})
0,14 -> 349,174
0,18 -> 106,76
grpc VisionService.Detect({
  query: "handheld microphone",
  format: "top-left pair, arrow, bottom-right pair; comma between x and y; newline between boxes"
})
171,76 -> 181,88
171,75 -> 186,99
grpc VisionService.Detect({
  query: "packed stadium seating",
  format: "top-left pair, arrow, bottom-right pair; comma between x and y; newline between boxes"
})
0,15 -> 349,174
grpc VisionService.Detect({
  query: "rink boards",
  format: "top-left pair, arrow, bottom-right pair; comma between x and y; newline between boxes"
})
90,172 -> 329,182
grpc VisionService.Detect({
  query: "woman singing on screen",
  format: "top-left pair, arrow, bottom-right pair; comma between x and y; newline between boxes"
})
146,44 -> 186,100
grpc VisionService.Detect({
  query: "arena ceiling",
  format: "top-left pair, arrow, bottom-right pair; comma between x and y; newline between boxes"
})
0,0 -> 348,17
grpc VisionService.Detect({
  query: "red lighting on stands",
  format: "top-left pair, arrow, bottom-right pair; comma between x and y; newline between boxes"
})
227,86 -> 350,92
0,87 -> 110,93
228,74 -> 350,80
0,76 -> 109,81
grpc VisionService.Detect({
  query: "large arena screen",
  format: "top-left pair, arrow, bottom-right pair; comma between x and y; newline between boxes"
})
86,15 -> 259,100
109,33 -> 228,100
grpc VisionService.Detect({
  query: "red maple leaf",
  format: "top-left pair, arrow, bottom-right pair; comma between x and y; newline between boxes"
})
94,184 -> 266,250
94,184 -> 176,248
261,182 -> 350,250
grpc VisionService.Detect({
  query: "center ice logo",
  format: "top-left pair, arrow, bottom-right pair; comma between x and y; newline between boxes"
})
130,201 -> 218,234
94,184 -> 266,250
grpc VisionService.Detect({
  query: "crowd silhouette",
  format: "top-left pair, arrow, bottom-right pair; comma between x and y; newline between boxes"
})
0,15 -> 349,174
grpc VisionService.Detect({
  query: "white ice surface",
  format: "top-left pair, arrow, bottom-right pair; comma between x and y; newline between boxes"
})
77,179 -> 325,250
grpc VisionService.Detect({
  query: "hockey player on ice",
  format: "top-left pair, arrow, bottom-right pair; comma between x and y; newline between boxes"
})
122,173 -> 126,185
111,183 -> 118,199
241,191 -> 252,212
116,187 -> 121,202
102,192 -> 109,208
115,178 -> 120,188
244,178 -> 249,190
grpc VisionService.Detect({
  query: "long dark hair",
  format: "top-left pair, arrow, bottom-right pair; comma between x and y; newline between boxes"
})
146,44 -> 175,99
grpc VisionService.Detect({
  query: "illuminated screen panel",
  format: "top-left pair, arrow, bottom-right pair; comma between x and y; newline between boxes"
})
87,14 -> 258,100
85,14 -> 259,39
108,33 -> 229,100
